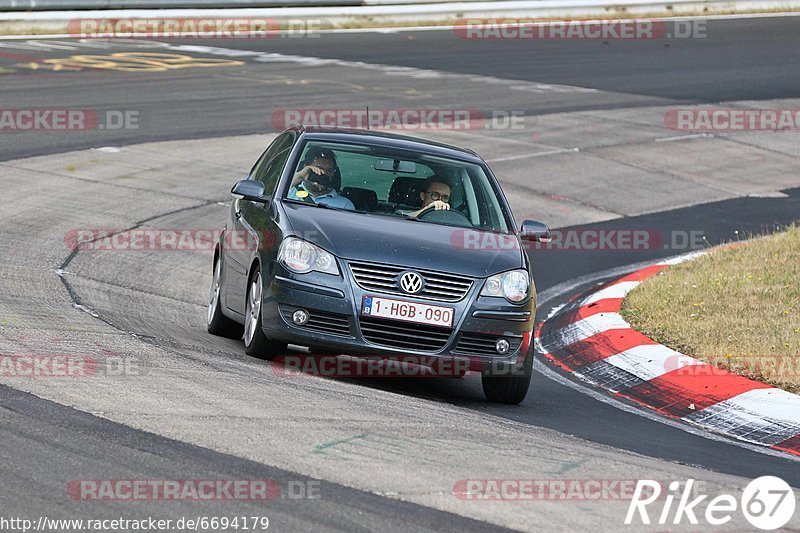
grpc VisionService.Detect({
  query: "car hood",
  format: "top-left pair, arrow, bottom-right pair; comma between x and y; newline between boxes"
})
282,202 -> 523,278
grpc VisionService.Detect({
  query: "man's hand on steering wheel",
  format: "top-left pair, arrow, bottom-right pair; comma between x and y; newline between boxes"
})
411,200 -> 449,218
425,200 -> 450,212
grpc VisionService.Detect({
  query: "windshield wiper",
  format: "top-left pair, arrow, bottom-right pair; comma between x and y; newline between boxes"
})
283,199 -> 369,214
284,199 -> 337,210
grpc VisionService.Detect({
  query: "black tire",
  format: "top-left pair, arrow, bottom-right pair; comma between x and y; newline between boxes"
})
207,256 -> 244,339
243,269 -> 287,360
481,350 -> 533,404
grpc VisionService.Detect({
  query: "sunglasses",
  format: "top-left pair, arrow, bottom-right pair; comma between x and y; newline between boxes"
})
425,191 -> 450,202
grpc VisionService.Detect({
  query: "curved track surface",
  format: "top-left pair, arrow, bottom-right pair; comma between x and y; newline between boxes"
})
1,16 -> 800,531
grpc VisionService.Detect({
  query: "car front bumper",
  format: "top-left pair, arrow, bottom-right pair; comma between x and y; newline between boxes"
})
260,263 -> 535,372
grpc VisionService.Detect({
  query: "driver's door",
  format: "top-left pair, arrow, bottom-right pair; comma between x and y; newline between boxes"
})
225,131 -> 295,314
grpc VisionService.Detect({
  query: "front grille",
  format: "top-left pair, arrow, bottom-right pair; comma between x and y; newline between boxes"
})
349,261 -> 472,302
454,332 -> 523,356
280,306 -> 351,336
359,316 -> 452,352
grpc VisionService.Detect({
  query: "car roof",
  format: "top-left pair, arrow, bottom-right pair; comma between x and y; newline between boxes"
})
290,125 -> 484,163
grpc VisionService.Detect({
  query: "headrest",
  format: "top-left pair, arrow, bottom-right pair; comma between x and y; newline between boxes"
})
341,187 -> 378,212
388,176 -> 424,207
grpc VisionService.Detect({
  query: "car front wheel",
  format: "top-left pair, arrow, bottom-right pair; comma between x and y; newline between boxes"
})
244,269 -> 286,360
481,350 -> 533,404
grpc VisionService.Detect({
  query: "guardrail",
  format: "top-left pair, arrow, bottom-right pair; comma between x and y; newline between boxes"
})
0,0 -> 364,10
1,0 -> 798,31
0,0 -> 480,9
1,0 -> 795,11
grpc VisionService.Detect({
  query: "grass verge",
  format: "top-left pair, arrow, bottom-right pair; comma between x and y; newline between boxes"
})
621,226 -> 800,394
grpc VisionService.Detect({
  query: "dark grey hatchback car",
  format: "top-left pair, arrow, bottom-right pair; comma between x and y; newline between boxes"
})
207,126 -> 551,403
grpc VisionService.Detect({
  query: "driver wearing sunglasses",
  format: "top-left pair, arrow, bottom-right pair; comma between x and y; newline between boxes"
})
410,177 -> 451,218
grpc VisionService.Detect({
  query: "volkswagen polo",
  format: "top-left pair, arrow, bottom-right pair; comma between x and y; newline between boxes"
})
207,126 -> 550,403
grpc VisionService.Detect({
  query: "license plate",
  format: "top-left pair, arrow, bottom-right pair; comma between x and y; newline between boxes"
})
361,295 -> 454,328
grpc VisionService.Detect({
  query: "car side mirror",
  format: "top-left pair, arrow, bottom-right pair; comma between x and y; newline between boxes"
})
231,180 -> 267,202
520,220 -> 552,243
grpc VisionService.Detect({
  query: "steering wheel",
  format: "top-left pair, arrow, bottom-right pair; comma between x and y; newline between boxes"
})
416,207 -> 473,227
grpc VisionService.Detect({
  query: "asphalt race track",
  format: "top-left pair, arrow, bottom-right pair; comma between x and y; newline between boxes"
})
1,15 -> 800,531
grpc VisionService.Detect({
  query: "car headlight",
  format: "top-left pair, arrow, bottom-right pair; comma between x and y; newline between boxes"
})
481,269 -> 530,302
278,237 -> 339,275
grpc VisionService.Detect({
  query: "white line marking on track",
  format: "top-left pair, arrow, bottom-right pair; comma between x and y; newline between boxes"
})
544,312 -> 630,346
0,38 -> 164,51
655,133 -> 714,142
0,40 -> 77,51
486,147 -> 579,163
657,249 -> 708,265
159,43 -> 598,94
581,280 -> 640,304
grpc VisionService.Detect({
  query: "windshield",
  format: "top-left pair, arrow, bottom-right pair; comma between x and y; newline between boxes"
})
283,140 -> 512,233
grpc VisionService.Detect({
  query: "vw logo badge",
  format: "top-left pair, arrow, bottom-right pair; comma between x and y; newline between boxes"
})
399,271 -> 423,294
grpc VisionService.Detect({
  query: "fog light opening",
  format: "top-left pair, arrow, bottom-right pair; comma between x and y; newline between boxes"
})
292,309 -> 310,325
495,338 -> 510,354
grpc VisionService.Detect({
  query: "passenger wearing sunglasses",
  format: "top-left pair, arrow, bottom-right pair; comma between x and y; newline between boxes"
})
288,147 -> 355,210
410,177 -> 451,218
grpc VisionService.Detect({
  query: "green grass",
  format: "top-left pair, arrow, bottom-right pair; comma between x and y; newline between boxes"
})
621,226 -> 800,393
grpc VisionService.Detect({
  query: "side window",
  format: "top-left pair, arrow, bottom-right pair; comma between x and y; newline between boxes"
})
251,132 -> 295,196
